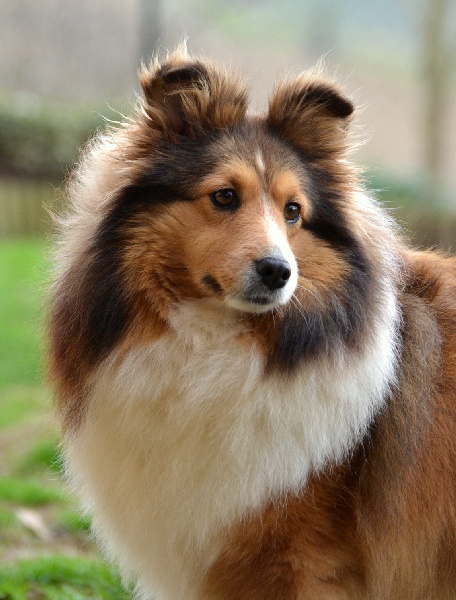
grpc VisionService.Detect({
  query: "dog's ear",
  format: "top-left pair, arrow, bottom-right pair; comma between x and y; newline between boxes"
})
139,49 -> 249,141
267,73 -> 354,159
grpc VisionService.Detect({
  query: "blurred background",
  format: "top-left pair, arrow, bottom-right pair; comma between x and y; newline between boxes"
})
0,1 -> 455,597
1,0 -> 456,239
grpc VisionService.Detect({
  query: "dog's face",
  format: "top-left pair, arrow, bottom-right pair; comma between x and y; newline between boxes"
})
172,147 -> 302,314
113,55 -> 360,322
121,132 -> 312,315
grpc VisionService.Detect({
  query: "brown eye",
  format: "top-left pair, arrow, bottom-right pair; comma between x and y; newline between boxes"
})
284,202 -> 301,224
210,188 -> 240,211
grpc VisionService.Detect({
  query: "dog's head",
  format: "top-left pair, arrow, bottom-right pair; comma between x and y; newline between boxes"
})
107,50 -> 356,318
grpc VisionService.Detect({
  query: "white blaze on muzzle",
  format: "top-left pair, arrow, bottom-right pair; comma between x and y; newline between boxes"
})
226,201 -> 298,313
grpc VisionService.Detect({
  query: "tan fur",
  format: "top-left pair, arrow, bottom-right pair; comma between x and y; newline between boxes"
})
139,47 -> 248,142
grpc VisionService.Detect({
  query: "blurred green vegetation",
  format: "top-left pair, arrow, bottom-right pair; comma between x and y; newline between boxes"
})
0,239 -> 46,386
0,556 -> 130,600
0,94 -> 110,180
0,477 -> 62,507
366,172 -> 455,252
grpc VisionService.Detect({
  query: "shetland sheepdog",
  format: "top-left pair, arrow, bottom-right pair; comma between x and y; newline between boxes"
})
49,48 -> 456,600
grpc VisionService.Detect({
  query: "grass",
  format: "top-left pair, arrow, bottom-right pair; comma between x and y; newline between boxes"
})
16,437 -> 62,476
0,238 -> 47,387
0,556 -> 131,600
56,510 -> 92,536
0,477 -> 62,506
0,386 -> 49,430
0,238 -> 129,599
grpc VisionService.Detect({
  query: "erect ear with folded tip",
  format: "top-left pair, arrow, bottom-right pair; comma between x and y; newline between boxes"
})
139,50 -> 249,141
267,75 -> 355,159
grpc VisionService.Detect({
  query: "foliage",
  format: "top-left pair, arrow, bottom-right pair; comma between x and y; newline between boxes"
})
366,172 -> 455,252
0,94 -> 106,180
368,172 -> 430,207
57,510 -> 92,536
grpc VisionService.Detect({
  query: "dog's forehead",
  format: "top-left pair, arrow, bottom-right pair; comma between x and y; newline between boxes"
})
196,140 -> 310,211
210,122 -> 306,183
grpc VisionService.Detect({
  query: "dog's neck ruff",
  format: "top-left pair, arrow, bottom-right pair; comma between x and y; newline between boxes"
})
65,286 -> 399,599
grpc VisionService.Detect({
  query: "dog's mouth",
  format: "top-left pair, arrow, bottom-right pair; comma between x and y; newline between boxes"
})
225,290 -> 290,314
201,273 -> 295,314
244,295 -> 272,306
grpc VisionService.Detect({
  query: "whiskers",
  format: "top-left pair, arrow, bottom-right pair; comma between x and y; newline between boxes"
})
290,294 -> 307,320
267,295 -> 305,327
280,283 -> 324,325
295,281 -> 325,309
270,303 -> 285,327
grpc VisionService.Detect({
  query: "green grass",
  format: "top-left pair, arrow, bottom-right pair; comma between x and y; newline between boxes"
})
57,510 -> 92,536
0,386 -> 50,429
0,556 -> 130,600
0,506 -> 17,527
0,477 -> 62,506
17,437 -> 62,475
0,238 -> 47,387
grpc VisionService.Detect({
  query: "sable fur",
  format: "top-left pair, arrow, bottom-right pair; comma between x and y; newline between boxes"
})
49,47 -> 456,600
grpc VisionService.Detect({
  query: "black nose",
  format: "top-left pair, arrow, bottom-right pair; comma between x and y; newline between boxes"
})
255,256 -> 291,291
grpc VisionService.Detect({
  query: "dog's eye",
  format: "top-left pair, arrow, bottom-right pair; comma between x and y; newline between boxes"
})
211,188 -> 240,211
284,202 -> 301,224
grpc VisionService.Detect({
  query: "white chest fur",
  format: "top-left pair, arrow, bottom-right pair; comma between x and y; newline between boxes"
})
65,298 -> 398,600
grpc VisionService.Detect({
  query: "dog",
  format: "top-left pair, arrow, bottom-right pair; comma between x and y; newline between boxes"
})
48,48 -> 456,599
